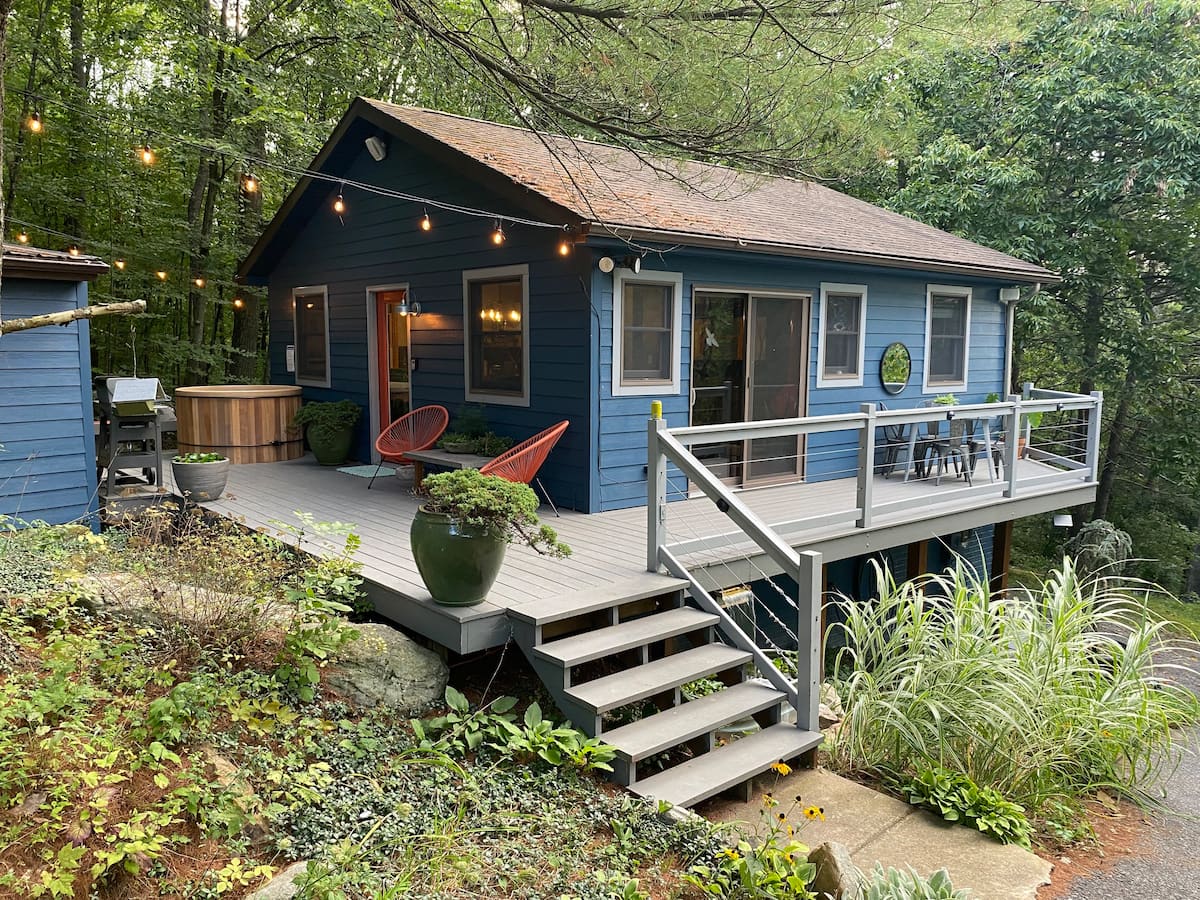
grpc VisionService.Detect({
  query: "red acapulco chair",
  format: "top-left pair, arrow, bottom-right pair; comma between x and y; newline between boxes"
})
479,420 -> 569,515
368,405 -> 449,489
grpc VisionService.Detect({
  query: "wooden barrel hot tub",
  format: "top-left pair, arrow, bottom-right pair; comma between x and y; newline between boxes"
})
175,385 -> 304,464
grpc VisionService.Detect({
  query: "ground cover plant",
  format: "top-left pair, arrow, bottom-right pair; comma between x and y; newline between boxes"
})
827,559 -> 1199,844
0,514 -> 820,899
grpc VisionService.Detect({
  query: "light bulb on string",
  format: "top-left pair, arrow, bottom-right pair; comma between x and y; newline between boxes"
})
420,211 -> 432,232
16,231 -> 29,244
193,276 -> 206,288
156,270 -> 168,281
558,238 -> 572,257
27,111 -> 42,133
232,297 -> 245,309
241,172 -> 259,194
114,258 -> 126,270
67,245 -> 81,257
333,184 -> 346,215
491,221 -> 505,246
139,144 -> 156,166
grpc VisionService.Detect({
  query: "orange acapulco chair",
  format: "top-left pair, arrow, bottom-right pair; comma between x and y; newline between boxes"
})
368,405 -> 450,489
479,419 -> 569,515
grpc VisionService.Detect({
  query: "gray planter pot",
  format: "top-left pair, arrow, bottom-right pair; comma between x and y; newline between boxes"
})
172,458 -> 230,502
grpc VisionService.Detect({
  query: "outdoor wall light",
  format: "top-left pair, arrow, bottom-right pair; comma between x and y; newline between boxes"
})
1053,513 -> 1074,528
598,256 -> 615,273
622,254 -> 642,274
396,297 -> 422,317
364,136 -> 387,161
1000,286 -> 1021,303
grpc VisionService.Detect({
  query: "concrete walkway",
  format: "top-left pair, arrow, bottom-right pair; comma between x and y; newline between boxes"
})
703,767 -> 1052,899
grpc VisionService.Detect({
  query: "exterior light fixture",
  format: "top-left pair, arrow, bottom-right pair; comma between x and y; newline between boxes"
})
491,222 -> 505,246
622,254 -> 642,274
333,193 -> 346,214
364,136 -> 387,161
16,231 -> 29,244
557,238 -> 572,257
140,144 -> 155,166
396,297 -> 422,317
67,245 -> 81,257
28,111 -> 42,133
420,212 -> 432,232
1000,286 -> 1021,303
597,256 -> 615,273
1053,513 -> 1074,529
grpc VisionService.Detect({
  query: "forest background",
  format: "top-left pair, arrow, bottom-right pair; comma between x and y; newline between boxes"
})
2,0 -> 1199,591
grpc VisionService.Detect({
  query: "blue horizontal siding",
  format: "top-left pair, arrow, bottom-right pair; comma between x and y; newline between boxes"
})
0,277 -> 99,528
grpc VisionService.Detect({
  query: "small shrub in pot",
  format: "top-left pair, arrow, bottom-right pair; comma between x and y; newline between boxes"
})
292,399 -> 362,465
171,451 -> 229,502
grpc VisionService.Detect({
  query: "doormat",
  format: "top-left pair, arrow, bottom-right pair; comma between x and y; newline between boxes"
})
337,465 -> 396,478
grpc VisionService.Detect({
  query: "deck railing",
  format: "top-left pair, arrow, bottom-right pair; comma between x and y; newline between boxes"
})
645,385 -> 1103,734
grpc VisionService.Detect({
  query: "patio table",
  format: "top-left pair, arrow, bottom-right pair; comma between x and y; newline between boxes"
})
403,448 -> 494,487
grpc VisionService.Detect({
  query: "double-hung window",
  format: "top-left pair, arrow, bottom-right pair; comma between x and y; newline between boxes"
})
463,264 -> 530,406
924,286 -> 971,390
293,286 -> 330,387
817,283 -> 867,387
612,268 -> 683,396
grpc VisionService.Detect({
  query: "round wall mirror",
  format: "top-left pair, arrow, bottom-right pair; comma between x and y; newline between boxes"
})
880,342 -> 911,395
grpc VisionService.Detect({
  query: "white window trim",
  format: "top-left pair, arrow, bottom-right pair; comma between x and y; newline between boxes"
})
923,284 -> 972,392
611,267 -> 684,397
462,263 -> 530,407
292,284 -> 331,388
815,282 -> 868,388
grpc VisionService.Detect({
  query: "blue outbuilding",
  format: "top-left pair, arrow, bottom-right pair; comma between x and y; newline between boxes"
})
0,244 -> 108,528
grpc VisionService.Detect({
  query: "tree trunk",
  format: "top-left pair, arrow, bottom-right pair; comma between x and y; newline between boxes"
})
0,0 -> 15,321
64,0 -> 88,241
1,300 -> 146,335
230,128 -> 265,381
1078,286 -> 1103,396
3,0 -> 49,214
1092,368 -> 1136,521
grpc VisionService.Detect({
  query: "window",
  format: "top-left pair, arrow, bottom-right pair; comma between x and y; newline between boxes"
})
924,286 -> 971,390
293,286 -> 330,387
463,264 -> 529,406
612,268 -> 683,396
816,283 -> 867,387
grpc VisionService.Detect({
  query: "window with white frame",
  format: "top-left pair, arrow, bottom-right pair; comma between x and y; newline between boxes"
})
612,268 -> 683,396
925,286 -> 971,389
463,264 -> 529,406
293,286 -> 330,387
817,283 -> 867,387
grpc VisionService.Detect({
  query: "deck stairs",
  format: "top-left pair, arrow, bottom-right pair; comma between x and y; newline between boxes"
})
509,572 -> 822,809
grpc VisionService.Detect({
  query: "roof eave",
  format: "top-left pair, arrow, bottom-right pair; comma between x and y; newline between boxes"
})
587,225 -> 1060,285
2,258 -> 109,281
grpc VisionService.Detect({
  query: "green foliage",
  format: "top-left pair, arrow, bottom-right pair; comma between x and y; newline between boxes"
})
828,559 -> 1198,835
291,400 -> 362,444
422,469 -> 571,558
1063,519 -> 1133,580
902,767 -> 1032,848
438,430 -> 515,455
860,865 -> 967,900
932,394 -> 958,406
172,452 -> 226,463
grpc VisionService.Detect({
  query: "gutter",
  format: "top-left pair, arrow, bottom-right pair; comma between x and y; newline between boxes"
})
1003,282 -> 1039,394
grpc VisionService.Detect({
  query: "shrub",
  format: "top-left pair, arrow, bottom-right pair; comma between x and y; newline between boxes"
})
902,766 -> 1032,848
1062,519 -> 1132,580
422,469 -> 570,557
827,559 -> 1197,827
861,866 -> 967,900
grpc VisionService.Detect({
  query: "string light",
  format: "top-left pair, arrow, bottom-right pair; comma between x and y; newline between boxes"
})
193,276 -> 206,288
491,221 -> 505,246
27,111 -> 42,133
333,184 -> 346,214
156,270 -> 168,281
67,244 -> 81,257
16,231 -> 29,244
232,297 -> 245,309
139,143 -> 155,166
558,238 -> 572,256
114,258 -> 126,270
420,211 -> 432,232
241,172 -> 258,194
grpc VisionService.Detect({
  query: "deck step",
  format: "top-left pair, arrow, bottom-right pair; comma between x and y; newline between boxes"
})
603,682 -> 785,762
533,607 -> 718,668
631,723 -> 823,809
566,644 -> 752,714
509,574 -> 688,626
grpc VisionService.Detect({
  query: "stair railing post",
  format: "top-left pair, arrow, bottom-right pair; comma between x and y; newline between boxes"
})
796,550 -> 822,733
856,404 -> 876,529
1004,394 -> 1022,498
647,403 -> 667,573
1086,391 -> 1103,482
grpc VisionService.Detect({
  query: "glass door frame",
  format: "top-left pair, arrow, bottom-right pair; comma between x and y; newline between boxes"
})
689,287 -> 811,489
367,284 -> 413,445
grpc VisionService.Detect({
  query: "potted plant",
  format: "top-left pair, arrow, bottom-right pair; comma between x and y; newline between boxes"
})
171,451 -> 229,502
292,399 -> 361,465
410,469 -> 570,606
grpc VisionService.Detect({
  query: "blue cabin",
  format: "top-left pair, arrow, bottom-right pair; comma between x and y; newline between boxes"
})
0,244 -> 107,528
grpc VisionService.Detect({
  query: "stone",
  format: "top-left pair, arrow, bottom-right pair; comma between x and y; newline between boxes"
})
326,621 -> 448,712
820,682 -> 844,718
247,861 -> 309,900
808,841 -> 862,900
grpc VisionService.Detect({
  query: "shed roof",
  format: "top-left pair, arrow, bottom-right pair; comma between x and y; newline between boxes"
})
239,99 -> 1056,284
3,243 -> 109,280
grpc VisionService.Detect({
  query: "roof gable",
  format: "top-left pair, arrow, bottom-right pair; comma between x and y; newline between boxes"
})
239,99 -> 1056,284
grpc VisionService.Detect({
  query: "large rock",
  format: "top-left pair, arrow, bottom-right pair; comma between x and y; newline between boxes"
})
326,622 -> 448,712
808,841 -> 862,900
246,861 -> 309,900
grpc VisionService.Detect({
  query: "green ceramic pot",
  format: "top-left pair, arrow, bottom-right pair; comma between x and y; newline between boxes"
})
306,425 -> 354,466
410,507 -> 508,606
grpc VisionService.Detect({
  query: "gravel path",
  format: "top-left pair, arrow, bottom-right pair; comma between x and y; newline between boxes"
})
1061,641 -> 1200,900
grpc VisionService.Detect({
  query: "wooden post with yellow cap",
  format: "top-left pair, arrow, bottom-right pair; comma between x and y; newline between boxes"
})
647,400 -> 667,572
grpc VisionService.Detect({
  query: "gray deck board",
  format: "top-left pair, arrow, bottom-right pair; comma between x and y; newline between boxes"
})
167,455 -> 1089,654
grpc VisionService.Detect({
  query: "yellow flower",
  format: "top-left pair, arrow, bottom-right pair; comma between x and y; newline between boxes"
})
771,760 -> 793,776
762,792 -> 778,808
721,848 -> 741,860
787,825 -> 795,837
776,811 -> 787,822
804,806 -> 825,821
1101,730 -> 1113,738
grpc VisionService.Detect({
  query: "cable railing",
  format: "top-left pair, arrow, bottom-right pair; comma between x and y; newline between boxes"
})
644,384 -> 1104,735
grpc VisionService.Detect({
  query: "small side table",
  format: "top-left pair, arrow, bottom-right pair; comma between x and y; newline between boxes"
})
404,448 -> 495,488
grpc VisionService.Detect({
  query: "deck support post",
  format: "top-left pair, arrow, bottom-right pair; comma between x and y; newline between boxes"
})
796,550 -> 822,734
855,404 -> 876,528
1086,391 -> 1103,482
648,412 -> 668,573
1004,394 -> 1022,498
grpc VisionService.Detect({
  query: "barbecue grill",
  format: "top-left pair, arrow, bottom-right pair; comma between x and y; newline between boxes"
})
95,377 -> 177,495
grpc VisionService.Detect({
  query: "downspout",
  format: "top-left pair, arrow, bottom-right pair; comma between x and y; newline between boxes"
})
1003,282 -> 1039,394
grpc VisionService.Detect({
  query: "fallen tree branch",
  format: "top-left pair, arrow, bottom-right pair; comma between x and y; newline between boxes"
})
0,299 -> 146,335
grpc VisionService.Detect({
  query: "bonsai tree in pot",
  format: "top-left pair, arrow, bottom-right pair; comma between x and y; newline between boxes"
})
292,399 -> 362,465
411,468 -> 570,606
171,451 -> 229,502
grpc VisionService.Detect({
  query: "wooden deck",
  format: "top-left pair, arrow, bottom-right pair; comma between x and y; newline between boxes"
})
173,455 -> 1093,653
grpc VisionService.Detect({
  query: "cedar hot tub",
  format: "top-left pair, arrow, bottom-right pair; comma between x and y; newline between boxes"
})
175,385 -> 304,464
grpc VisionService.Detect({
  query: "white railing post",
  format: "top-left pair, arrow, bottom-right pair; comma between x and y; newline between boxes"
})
796,550 -> 822,733
856,404 -> 876,528
1086,391 -> 1103,482
647,403 -> 667,573
1004,394 -> 1022,498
